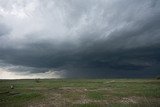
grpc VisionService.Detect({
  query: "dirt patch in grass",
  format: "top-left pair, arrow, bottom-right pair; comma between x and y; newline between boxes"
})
120,97 -> 138,104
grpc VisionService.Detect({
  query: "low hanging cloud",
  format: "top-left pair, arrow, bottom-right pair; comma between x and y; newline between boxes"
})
0,0 -> 160,79
0,68 -> 62,79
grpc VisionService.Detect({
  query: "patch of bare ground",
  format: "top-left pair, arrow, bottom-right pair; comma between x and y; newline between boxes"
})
119,96 -> 160,105
72,99 -> 108,105
120,97 -> 138,104
60,87 -> 88,93
90,87 -> 113,91
28,93 -> 69,107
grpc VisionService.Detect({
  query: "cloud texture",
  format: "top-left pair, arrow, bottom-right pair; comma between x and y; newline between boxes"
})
0,0 -> 160,78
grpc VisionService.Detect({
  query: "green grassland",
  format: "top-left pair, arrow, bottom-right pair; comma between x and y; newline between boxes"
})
0,79 -> 160,107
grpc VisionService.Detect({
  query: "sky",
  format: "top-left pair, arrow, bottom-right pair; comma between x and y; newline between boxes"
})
0,0 -> 160,79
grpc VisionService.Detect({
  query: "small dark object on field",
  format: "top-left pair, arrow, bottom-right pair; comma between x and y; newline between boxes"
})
10,85 -> 14,89
156,76 -> 160,80
35,78 -> 41,83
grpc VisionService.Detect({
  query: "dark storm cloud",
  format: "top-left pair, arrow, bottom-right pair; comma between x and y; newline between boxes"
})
0,0 -> 160,78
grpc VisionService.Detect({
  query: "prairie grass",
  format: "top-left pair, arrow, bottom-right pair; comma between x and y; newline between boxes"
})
0,79 -> 159,107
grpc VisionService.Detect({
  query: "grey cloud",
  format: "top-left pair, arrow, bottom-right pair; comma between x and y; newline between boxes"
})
0,0 -> 160,78
0,23 -> 11,37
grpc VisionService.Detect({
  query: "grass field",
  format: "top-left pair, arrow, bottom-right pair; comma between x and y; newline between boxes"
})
0,79 -> 159,107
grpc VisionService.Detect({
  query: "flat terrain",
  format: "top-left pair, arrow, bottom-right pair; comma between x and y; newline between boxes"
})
0,79 -> 159,107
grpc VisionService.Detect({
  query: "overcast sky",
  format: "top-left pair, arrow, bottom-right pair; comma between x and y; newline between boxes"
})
0,0 -> 160,79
